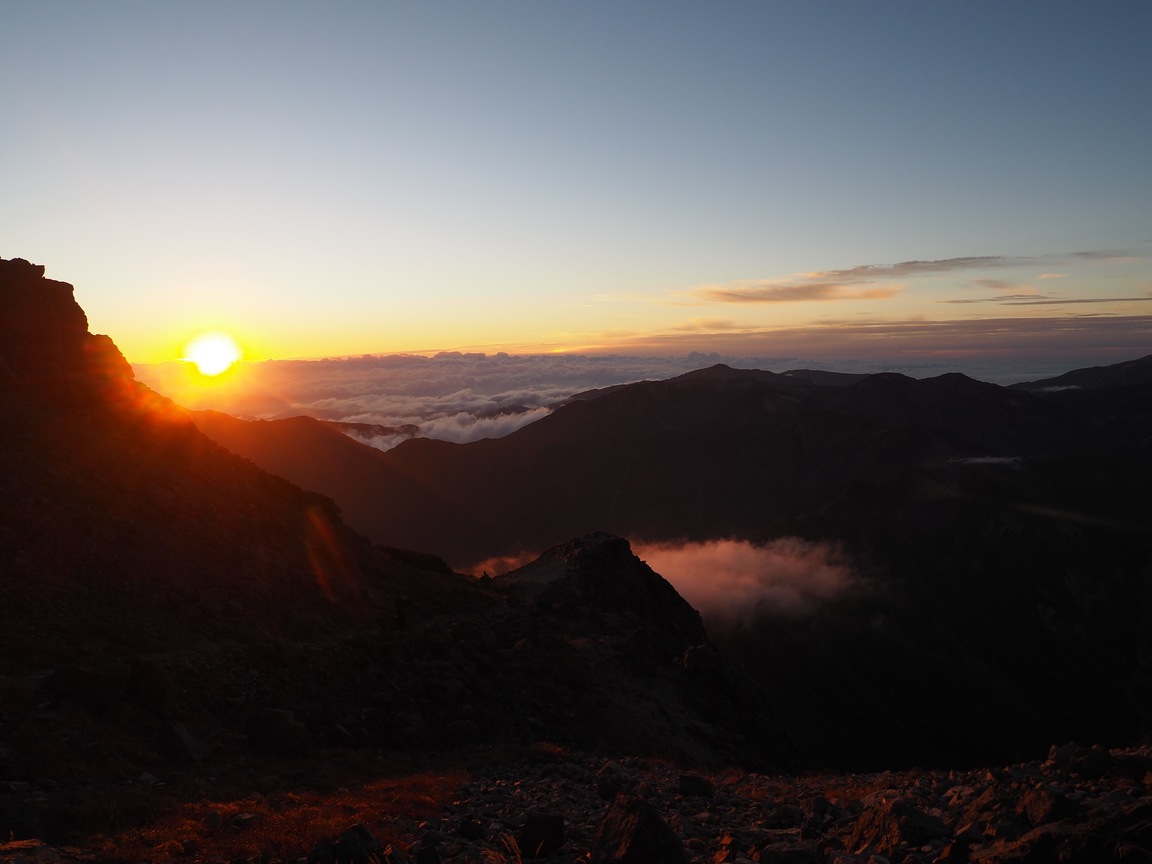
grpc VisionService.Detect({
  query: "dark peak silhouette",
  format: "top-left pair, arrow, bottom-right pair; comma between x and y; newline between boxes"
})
500,533 -> 706,658
562,364 -> 799,406
485,532 -> 791,768
188,353 -> 1151,573
0,258 -> 409,660
0,257 -> 133,403
779,367 -> 869,386
1011,353 -> 1152,392
657,363 -> 809,390
669,362 -> 748,381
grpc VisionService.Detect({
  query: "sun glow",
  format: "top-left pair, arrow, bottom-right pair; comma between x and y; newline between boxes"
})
183,331 -> 243,376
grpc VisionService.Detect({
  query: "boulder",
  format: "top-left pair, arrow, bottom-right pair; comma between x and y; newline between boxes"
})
595,762 -> 628,801
848,799 -> 950,856
1014,788 -> 1083,827
591,794 -> 687,864
1044,742 -> 1115,778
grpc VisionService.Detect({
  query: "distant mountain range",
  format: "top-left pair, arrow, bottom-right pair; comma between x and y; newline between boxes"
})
189,358 -> 1152,571
1010,354 -> 1152,392
189,350 -> 1152,768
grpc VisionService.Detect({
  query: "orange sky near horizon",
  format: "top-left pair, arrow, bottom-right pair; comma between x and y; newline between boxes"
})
4,4 -> 1150,372
99,249 -> 1151,369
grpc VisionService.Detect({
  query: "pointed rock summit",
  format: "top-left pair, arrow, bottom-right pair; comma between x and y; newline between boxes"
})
0,257 -> 134,402
500,533 -> 707,659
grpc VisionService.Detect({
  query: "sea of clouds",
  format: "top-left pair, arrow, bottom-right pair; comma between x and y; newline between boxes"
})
135,349 -> 1068,451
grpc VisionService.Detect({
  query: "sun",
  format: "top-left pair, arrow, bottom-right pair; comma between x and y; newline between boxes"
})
183,331 -> 243,376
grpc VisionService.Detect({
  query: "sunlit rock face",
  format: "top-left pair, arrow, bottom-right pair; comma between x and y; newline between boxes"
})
0,257 -> 133,402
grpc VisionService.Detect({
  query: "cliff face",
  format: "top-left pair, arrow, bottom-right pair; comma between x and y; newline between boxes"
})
0,257 -> 384,649
0,257 -> 132,402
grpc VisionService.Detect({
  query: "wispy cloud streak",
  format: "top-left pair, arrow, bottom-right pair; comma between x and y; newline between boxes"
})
692,256 -> 1019,304
941,295 -> 1152,306
691,250 -> 1140,305
696,282 -> 900,304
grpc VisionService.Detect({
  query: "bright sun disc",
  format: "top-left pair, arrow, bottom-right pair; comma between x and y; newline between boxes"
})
183,331 -> 242,376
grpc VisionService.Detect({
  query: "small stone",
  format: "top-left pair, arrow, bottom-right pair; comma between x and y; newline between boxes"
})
232,812 -> 257,829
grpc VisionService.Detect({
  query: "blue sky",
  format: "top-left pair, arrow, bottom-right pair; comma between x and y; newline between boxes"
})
3,1 -> 1150,371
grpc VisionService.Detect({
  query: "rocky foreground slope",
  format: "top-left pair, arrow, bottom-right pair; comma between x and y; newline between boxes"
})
311,741 -> 1152,864
5,740 -> 1152,862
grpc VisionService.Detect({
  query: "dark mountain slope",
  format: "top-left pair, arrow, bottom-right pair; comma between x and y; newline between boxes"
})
0,259 -> 418,662
1011,352 -> 1152,391
194,363 -> 1125,570
1,257 -> 797,846
187,355 -> 1152,768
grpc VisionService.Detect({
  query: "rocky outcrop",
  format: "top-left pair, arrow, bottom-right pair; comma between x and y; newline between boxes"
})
500,533 -> 707,660
0,257 -> 133,402
590,794 -> 687,864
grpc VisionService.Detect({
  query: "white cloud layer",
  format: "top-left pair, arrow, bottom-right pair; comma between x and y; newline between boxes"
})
137,352 -> 731,447
134,344 -> 1135,451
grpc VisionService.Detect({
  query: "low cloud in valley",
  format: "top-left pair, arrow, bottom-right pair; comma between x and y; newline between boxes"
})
635,538 -> 861,625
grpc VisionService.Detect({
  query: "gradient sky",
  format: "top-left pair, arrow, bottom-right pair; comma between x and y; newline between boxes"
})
4,1 -> 1150,370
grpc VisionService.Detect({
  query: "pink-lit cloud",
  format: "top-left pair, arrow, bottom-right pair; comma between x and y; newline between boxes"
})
691,256 -> 1025,305
635,538 -> 861,624
690,250 -> 1142,306
695,281 -> 901,304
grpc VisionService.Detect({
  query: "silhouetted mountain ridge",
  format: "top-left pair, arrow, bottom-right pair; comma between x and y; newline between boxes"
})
187,348 -> 1152,768
195,361 -> 1141,567
1011,353 -> 1152,392
0,257 -> 792,846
